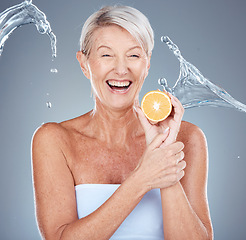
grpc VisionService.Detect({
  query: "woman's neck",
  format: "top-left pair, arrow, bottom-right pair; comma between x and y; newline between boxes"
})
89,99 -> 144,147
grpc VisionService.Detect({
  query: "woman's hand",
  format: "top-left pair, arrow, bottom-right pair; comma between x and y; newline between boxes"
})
134,133 -> 186,190
136,92 -> 184,146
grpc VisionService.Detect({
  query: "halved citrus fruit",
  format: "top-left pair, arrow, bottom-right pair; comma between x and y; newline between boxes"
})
141,90 -> 172,123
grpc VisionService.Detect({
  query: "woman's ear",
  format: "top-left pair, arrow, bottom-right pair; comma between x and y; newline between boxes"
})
76,51 -> 90,79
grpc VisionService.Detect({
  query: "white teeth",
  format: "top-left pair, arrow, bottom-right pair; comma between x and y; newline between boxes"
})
107,80 -> 131,87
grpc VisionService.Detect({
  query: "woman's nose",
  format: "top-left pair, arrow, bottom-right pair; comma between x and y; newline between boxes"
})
114,57 -> 128,76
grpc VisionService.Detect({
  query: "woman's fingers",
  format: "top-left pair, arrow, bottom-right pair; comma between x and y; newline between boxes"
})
159,93 -> 184,146
135,106 -> 171,145
135,106 -> 151,133
150,169 -> 185,190
148,132 -> 169,151
137,140 -> 186,190
163,159 -> 186,175
169,93 -> 184,123
154,157 -> 186,189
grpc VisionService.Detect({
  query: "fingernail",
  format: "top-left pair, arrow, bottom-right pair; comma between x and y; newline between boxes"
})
164,127 -> 170,133
134,99 -> 140,107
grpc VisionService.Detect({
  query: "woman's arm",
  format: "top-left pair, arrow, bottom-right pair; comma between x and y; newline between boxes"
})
136,94 -> 213,239
161,122 -> 213,240
32,123 -> 183,240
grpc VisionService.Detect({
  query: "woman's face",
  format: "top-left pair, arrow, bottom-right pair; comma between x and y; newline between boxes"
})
77,25 -> 150,111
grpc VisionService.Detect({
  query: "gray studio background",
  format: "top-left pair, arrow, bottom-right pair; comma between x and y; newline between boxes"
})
0,0 -> 246,239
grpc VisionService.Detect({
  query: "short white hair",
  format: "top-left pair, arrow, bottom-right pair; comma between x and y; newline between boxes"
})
79,5 -> 154,57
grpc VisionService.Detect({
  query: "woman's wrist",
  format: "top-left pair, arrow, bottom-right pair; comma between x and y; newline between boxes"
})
124,167 -> 150,198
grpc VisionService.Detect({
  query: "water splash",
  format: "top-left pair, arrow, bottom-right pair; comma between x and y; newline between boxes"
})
46,101 -> 52,108
159,36 -> 246,112
0,0 -> 56,58
50,68 -> 58,73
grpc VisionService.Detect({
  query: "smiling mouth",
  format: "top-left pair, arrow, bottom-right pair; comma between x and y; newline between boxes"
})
106,80 -> 132,91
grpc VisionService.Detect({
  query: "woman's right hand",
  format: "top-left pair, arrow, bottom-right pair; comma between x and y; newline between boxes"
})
135,133 -> 186,191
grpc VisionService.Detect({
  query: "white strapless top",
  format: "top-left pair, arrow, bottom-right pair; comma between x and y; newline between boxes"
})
75,184 -> 164,239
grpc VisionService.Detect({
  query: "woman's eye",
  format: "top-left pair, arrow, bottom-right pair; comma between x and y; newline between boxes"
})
129,54 -> 139,58
102,54 -> 111,57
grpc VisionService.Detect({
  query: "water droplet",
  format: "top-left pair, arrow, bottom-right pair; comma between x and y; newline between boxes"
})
50,68 -> 58,73
46,93 -> 50,96
46,101 -> 52,108
158,78 -> 166,86
161,36 -> 169,43
25,0 -> 32,5
237,156 -> 240,159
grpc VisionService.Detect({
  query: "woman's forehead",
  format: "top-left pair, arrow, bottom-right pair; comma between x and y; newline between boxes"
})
91,25 -> 140,50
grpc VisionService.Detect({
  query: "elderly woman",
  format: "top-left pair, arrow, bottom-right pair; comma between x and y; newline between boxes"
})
32,5 -> 213,240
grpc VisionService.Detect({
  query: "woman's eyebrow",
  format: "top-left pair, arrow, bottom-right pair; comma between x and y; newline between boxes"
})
128,46 -> 142,51
97,45 -> 111,51
97,45 -> 142,51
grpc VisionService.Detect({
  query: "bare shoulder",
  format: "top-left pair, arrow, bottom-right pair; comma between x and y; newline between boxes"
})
178,121 -> 207,150
32,122 -> 68,147
32,111 -> 92,144
33,122 -> 65,135
32,112 -> 93,162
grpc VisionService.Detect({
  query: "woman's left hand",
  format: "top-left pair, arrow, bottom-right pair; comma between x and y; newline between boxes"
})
136,92 -> 184,147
